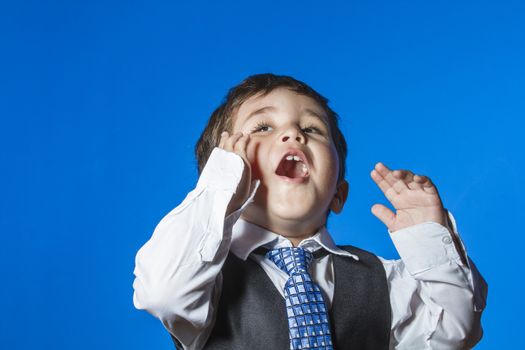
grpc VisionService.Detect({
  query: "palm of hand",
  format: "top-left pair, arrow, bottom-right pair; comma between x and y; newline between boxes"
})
371,163 -> 446,232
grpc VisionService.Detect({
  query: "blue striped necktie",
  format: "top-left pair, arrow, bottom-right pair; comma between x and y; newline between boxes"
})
266,247 -> 334,350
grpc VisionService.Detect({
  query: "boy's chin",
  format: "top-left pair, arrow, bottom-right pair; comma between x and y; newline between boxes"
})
242,203 -> 326,235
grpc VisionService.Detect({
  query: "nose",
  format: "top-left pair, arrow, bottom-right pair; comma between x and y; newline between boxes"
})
280,125 -> 305,144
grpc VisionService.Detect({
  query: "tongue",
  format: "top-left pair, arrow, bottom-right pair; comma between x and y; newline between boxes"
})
281,160 -> 305,178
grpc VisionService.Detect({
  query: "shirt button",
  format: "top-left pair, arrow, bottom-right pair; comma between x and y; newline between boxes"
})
442,236 -> 453,244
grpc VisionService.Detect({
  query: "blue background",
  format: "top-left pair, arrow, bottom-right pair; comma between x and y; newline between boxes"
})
1,1 -> 523,349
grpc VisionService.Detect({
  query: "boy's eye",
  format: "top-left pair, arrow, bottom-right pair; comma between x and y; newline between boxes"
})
251,122 -> 273,133
302,126 -> 323,134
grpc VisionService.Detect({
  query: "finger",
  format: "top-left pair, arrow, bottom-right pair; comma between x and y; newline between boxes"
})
234,134 -> 250,161
371,203 -> 396,230
389,169 -> 409,193
413,174 -> 435,190
370,169 -> 397,202
374,163 -> 398,189
393,170 -> 415,184
225,132 -> 243,151
420,176 -> 439,194
374,162 -> 392,181
407,177 -> 424,190
398,170 -> 423,190
413,174 -> 428,183
375,163 -> 408,193
219,131 -> 228,149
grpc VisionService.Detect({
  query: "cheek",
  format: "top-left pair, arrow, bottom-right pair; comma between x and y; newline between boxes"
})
319,146 -> 340,184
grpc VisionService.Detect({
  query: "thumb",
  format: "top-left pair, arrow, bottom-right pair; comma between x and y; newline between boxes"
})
371,204 -> 396,230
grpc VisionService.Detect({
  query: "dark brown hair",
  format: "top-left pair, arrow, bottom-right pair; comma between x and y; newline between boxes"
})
195,73 -> 347,182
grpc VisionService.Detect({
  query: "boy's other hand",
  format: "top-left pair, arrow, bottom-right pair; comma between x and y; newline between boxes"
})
370,162 -> 447,232
219,131 -> 253,216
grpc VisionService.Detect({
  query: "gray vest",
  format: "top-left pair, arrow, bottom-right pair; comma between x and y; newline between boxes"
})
172,245 -> 391,349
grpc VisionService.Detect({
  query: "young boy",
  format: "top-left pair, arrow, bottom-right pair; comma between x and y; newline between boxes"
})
133,73 -> 487,349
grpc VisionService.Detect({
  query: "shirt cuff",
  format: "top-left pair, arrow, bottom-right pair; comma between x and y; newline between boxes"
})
389,219 -> 463,276
224,179 -> 260,229
196,147 -> 245,193
444,209 -> 470,267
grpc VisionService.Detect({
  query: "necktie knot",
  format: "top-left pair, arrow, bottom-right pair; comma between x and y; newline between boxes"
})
266,247 -> 313,276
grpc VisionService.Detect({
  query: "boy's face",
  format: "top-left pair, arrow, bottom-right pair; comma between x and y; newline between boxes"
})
231,87 -> 347,238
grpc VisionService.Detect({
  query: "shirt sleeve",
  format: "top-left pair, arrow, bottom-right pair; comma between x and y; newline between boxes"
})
381,211 -> 488,350
132,147 -> 257,349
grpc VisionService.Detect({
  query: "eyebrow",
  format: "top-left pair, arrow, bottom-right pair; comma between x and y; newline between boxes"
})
245,106 -> 278,121
245,106 -> 328,127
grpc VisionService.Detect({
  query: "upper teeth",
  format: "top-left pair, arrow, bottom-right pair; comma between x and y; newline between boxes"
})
285,155 -> 302,162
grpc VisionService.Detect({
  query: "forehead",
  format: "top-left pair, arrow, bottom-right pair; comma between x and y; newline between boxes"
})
233,87 -> 328,126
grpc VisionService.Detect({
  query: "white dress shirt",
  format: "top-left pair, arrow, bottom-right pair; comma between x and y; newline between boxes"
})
133,148 -> 487,350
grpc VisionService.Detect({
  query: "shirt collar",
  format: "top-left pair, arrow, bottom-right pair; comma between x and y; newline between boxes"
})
231,218 -> 359,261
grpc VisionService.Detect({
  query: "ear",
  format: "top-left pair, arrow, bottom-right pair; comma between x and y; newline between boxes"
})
330,180 -> 349,214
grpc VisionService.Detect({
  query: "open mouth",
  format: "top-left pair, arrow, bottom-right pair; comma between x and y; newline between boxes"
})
275,152 -> 310,180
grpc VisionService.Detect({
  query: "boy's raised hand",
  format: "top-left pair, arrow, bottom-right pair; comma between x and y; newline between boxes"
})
219,131 -> 253,216
370,162 -> 447,232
